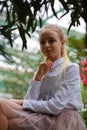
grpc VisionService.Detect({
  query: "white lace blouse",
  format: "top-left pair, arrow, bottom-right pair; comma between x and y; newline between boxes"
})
23,57 -> 82,115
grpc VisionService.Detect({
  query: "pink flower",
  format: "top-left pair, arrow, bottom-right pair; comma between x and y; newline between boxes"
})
82,67 -> 87,72
81,60 -> 87,66
80,60 -> 87,86
81,74 -> 87,79
82,79 -> 87,85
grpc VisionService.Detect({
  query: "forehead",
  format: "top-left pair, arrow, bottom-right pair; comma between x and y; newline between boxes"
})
39,28 -> 59,40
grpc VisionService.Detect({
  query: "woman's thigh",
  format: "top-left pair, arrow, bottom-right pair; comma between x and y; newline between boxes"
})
0,97 -> 22,119
8,118 -> 24,130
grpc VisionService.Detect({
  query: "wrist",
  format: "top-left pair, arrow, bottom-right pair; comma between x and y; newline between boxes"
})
34,75 -> 42,81
34,73 -> 43,81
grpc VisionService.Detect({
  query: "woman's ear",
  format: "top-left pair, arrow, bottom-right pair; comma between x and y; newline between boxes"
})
61,39 -> 65,45
61,40 -> 65,56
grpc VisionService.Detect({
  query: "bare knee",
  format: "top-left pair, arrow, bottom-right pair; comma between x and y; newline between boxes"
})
0,97 -> 8,104
0,97 -> 7,113
0,105 -> 3,114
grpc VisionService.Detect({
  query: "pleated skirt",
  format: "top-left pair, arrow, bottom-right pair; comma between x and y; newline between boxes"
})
0,98 -> 86,130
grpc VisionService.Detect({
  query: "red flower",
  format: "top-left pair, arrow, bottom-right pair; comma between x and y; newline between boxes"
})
80,60 -> 87,86
82,79 -> 87,85
82,67 -> 87,72
81,74 -> 87,80
81,60 -> 87,66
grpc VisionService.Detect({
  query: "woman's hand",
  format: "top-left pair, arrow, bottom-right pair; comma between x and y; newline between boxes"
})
35,59 -> 53,81
9,99 -> 23,105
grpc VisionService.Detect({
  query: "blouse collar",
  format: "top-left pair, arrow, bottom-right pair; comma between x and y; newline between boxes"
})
52,57 -> 64,69
46,57 -> 64,75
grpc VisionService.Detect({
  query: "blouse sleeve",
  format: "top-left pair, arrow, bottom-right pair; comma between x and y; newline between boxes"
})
24,79 -> 42,100
23,63 -> 81,115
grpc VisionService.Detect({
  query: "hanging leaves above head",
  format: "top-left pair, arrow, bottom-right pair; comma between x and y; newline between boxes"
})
0,0 -> 50,49
0,0 -> 87,49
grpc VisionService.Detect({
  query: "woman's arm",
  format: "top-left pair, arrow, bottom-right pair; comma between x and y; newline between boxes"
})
24,79 -> 42,100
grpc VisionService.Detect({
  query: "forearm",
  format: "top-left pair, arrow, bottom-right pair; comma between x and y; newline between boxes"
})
24,79 -> 42,100
34,71 -> 43,81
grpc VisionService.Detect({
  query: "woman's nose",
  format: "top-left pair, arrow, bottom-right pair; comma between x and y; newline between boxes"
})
44,41 -> 50,47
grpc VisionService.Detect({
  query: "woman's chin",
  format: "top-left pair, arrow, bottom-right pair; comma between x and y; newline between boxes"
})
46,56 -> 57,61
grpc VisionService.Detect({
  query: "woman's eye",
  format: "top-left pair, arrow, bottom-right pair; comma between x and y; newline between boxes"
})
48,39 -> 55,44
40,41 -> 45,45
40,39 -> 56,45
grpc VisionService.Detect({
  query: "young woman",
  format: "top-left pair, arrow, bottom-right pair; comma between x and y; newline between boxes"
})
0,24 -> 86,130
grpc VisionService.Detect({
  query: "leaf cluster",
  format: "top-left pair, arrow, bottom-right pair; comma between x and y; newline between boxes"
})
59,0 -> 87,48
59,0 -> 86,32
0,0 -> 87,49
0,0 -> 57,49
0,44 -> 14,63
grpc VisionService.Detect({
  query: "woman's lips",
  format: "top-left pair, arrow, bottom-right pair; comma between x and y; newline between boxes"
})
45,49 -> 51,53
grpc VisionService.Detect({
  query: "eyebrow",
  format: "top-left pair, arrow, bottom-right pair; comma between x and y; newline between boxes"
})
40,36 -> 56,41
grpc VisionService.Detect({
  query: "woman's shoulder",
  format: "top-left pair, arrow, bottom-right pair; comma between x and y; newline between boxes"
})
66,62 -> 79,69
65,62 -> 80,74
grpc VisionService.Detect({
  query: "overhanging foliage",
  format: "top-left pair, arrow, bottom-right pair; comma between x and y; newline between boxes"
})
0,0 -> 87,49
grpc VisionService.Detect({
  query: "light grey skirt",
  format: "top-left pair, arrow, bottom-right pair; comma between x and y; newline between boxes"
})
0,98 -> 86,130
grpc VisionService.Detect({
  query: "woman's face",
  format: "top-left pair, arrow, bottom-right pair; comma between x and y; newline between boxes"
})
39,28 -> 65,61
